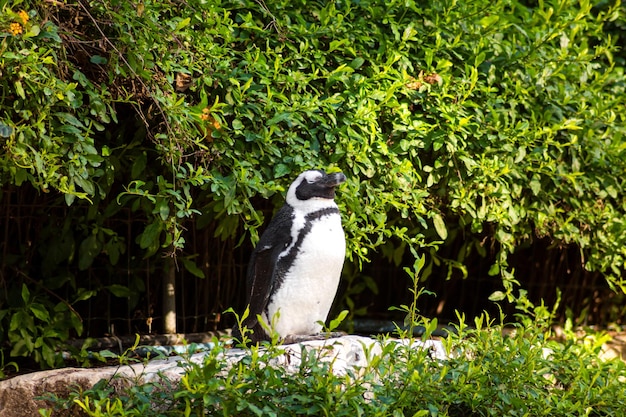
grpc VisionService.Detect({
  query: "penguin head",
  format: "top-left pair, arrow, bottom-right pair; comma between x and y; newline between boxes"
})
286,170 -> 346,205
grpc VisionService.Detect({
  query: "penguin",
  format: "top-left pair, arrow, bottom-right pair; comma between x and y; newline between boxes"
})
232,169 -> 347,344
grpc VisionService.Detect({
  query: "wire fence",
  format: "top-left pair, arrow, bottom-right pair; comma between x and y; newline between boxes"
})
1,184 -> 623,343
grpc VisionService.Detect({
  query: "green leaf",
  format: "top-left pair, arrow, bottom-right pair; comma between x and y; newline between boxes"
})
349,57 -> 365,69
15,81 -> 25,99
10,340 -> 29,357
156,199 -> 170,221
21,284 -> 30,304
30,303 -> 51,323
79,235 -> 102,271
104,239 -> 122,265
246,403 -> 264,417
90,55 -> 108,64
175,17 -> 191,31
182,258 -> 205,278
14,168 -> 28,185
266,112 -> 292,126
231,119 -> 244,130
273,164 -> 291,178
329,39 -> 348,52
55,112 -> 85,128
131,152 -> 148,179
70,311 -> 84,336
74,176 -> 95,195
529,179 -> 541,196
474,51 -> 486,67
97,350 -> 120,359
64,193 -> 76,206
432,213 -> 448,240
488,290 -> 506,302
107,284 -> 133,298
488,263 -> 500,276
24,24 -> 41,38
327,310 -> 349,332
139,222 -> 162,250
73,288 -> 98,303
0,123 -> 13,137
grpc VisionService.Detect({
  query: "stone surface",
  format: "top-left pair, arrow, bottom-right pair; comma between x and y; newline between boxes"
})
0,336 -> 445,417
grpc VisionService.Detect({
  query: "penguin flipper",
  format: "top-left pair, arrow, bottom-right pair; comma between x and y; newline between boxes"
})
237,206 -> 294,342
248,246 -> 274,316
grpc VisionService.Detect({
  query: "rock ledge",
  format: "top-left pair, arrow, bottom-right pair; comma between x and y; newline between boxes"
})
0,336 -> 445,417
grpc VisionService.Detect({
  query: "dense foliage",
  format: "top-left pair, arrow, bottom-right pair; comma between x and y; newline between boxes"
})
1,0 -> 625,370
42,303 -> 626,416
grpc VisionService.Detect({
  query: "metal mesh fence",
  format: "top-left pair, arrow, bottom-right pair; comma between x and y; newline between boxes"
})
1,184 -> 623,342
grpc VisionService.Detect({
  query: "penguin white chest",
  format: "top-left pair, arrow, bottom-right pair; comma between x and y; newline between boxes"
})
267,212 -> 345,337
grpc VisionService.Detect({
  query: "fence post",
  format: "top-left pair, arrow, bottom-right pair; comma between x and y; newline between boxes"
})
163,253 -> 177,334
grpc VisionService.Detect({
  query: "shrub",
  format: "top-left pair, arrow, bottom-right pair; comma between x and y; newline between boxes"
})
1,0 -> 625,369
43,303 -> 626,416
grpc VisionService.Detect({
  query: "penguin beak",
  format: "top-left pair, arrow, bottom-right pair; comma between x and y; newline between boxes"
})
321,172 -> 347,188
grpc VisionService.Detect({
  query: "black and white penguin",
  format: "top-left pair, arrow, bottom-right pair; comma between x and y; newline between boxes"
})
233,169 -> 347,344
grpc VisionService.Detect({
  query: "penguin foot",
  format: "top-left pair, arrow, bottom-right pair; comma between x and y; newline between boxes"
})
282,331 -> 347,345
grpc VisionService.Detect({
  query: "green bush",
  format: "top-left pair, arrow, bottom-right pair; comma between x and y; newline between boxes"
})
2,0 -> 623,270
0,0 -> 115,203
1,0 -> 625,369
43,302 -> 626,416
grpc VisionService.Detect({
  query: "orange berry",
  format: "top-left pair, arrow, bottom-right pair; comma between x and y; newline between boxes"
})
9,23 -> 23,36
18,10 -> 29,25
